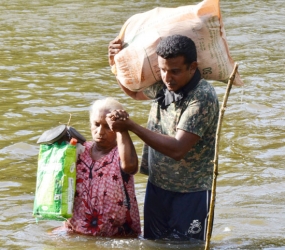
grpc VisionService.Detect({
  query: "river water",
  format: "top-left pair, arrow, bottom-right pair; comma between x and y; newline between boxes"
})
0,0 -> 284,249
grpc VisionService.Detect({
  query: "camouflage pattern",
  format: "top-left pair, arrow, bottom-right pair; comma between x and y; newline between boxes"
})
140,79 -> 219,193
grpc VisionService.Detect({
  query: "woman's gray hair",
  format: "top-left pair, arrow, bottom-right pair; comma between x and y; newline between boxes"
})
89,97 -> 124,124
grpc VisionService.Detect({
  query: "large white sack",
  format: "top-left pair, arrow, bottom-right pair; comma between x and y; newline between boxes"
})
112,0 -> 244,91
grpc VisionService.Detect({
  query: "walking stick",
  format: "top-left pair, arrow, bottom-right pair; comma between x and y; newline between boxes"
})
204,63 -> 239,250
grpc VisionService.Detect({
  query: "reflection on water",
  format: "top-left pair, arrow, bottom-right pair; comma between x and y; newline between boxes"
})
0,0 -> 285,249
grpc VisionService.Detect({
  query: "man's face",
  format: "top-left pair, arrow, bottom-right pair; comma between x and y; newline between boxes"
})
158,55 -> 197,92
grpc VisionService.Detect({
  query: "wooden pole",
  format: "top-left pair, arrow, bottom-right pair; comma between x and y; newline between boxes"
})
204,63 -> 239,250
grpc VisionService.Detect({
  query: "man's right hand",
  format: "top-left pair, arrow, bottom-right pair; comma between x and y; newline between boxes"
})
107,37 -> 149,101
108,37 -> 122,67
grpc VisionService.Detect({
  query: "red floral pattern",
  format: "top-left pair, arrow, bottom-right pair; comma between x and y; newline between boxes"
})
83,209 -> 103,234
66,141 -> 141,236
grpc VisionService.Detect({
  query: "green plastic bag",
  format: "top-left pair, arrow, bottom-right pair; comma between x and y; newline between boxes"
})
33,142 -> 76,221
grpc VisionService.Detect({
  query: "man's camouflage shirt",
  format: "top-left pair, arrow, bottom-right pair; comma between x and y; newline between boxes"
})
140,79 -> 219,193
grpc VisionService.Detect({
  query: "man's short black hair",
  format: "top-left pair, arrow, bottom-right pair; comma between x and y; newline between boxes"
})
156,35 -> 197,65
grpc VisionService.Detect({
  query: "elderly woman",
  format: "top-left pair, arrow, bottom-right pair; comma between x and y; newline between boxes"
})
64,97 -> 141,237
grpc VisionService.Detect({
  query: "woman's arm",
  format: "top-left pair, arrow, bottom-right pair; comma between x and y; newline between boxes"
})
116,130 -> 138,174
107,109 -> 138,174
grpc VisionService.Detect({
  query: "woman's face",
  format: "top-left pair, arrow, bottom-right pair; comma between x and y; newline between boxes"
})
90,109 -> 117,150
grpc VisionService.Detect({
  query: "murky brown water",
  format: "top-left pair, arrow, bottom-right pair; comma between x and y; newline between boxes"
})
0,0 -> 284,249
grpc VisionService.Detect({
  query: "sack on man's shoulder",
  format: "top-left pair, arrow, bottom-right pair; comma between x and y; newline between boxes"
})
112,0 -> 244,92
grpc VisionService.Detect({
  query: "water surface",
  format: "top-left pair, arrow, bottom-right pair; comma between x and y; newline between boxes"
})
0,0 -> 284,249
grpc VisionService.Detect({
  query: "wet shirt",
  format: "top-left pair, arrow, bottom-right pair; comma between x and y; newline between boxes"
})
140,79 -> 219,193
67,141 -> 141,236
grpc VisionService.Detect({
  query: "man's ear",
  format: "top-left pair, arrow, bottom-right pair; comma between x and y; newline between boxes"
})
190,61 -> 198,70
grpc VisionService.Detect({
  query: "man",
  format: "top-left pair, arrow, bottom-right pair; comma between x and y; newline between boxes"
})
107,35 -> 219,241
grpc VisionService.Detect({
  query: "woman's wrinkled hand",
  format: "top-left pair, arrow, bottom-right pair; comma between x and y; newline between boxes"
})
106,109 -> 129,132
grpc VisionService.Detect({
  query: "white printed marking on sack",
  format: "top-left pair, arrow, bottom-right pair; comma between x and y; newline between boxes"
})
40,163 -> 62,172
68,177 -> 74,215
70,162 -> 75,173
54,194 -> 61,200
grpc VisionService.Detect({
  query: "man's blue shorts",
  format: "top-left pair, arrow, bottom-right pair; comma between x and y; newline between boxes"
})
143,180 -> 212,241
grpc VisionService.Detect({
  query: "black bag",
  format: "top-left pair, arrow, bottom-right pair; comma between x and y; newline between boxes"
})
37,124 -> 86,145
